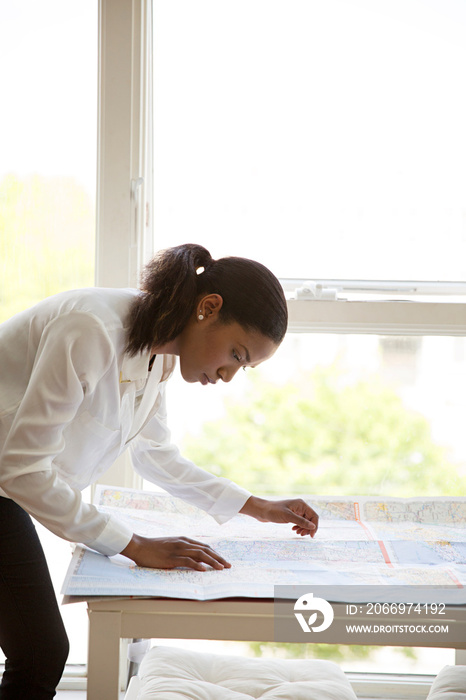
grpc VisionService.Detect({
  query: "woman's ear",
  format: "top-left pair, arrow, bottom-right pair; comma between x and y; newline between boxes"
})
197,294 -> 223,322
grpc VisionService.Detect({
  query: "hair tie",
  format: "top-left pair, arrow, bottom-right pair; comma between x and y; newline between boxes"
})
196,257 -> 214,276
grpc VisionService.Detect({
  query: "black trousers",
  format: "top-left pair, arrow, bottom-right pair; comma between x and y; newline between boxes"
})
0,497 -> 69,699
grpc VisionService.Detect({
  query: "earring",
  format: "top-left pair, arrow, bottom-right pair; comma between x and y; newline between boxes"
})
198,311 -> 204,320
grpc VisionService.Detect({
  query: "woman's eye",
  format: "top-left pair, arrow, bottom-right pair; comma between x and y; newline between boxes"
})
233,350 -> 248,371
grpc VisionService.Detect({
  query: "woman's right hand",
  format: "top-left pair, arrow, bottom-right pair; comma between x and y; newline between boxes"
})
120,534 -> 231,571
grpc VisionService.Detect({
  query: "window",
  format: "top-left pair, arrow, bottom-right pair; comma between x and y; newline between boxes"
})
150,0 -> 466,680
0,0 -> 98,669
152,0 -> 466,281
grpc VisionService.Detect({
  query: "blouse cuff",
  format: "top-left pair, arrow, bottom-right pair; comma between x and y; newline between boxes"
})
86,513 -> 134,556
207,484 -> 252,524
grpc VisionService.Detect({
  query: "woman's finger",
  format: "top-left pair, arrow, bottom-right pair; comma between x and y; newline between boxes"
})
175,556 -> 210,572
176,549 -> 227,571
175,539 -> 231,569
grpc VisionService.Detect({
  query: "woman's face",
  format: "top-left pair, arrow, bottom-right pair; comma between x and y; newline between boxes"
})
175,295 -> 278,385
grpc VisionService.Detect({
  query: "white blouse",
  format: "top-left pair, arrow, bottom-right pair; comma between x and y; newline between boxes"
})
0,288 -> 251,555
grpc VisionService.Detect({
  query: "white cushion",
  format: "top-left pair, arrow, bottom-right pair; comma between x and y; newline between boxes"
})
427,665 -> 466,699
136,646 -> 358,700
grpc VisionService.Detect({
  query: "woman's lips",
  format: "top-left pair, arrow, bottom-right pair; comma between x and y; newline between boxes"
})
201,373 -> 216,385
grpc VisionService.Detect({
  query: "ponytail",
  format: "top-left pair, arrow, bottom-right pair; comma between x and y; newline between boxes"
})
126,243 -> 287,356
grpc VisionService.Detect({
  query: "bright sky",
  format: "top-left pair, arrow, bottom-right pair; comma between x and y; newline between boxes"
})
152,0 -> 466,279
1,0 -> 465,279
0,1 -> 97,195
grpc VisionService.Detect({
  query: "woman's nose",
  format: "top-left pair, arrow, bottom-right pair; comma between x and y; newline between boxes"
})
218,366 -> 240,383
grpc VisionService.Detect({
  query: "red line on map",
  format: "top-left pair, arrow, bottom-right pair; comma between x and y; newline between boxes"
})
377,540 -> 394,567
353,502 -> 375,540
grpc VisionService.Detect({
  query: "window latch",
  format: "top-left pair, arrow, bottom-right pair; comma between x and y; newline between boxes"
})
295,282 -> 339,301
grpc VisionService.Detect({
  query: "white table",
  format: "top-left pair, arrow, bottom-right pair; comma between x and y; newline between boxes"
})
85,596 -> 466,700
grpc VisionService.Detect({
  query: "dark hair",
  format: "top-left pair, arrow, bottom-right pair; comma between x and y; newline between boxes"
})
125,243 -> 288,356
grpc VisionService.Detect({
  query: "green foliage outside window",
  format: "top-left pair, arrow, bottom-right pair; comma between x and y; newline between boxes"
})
0,173 -> 95,322
183,367 -> 462,498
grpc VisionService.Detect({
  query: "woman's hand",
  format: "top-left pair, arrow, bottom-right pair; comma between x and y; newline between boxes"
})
239,496 -> 319,537
121,534 -> 231,571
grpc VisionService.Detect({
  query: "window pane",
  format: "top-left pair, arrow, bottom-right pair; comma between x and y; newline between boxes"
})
164,333 -> 465,498
0,0 -> 96,320
153,0 -> 466,280
0,0 -> 97,666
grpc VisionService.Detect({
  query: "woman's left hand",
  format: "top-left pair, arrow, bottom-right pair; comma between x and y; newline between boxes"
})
239,496 -> 319,537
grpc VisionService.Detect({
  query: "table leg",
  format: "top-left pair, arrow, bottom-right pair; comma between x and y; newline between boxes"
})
87,608 -> 122,700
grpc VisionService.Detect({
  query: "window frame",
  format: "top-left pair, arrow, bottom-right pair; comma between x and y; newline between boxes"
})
287,298 -> 466,336
96,0 -> 153,291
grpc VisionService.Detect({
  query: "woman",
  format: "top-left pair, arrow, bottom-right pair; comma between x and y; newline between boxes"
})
0,243 -> 319,698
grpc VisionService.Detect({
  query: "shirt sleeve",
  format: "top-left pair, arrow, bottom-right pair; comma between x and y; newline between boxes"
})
0,311 -> 133,555
1,471 -> 133,555
0,311 -> 115,482
129,388 -> 252,524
